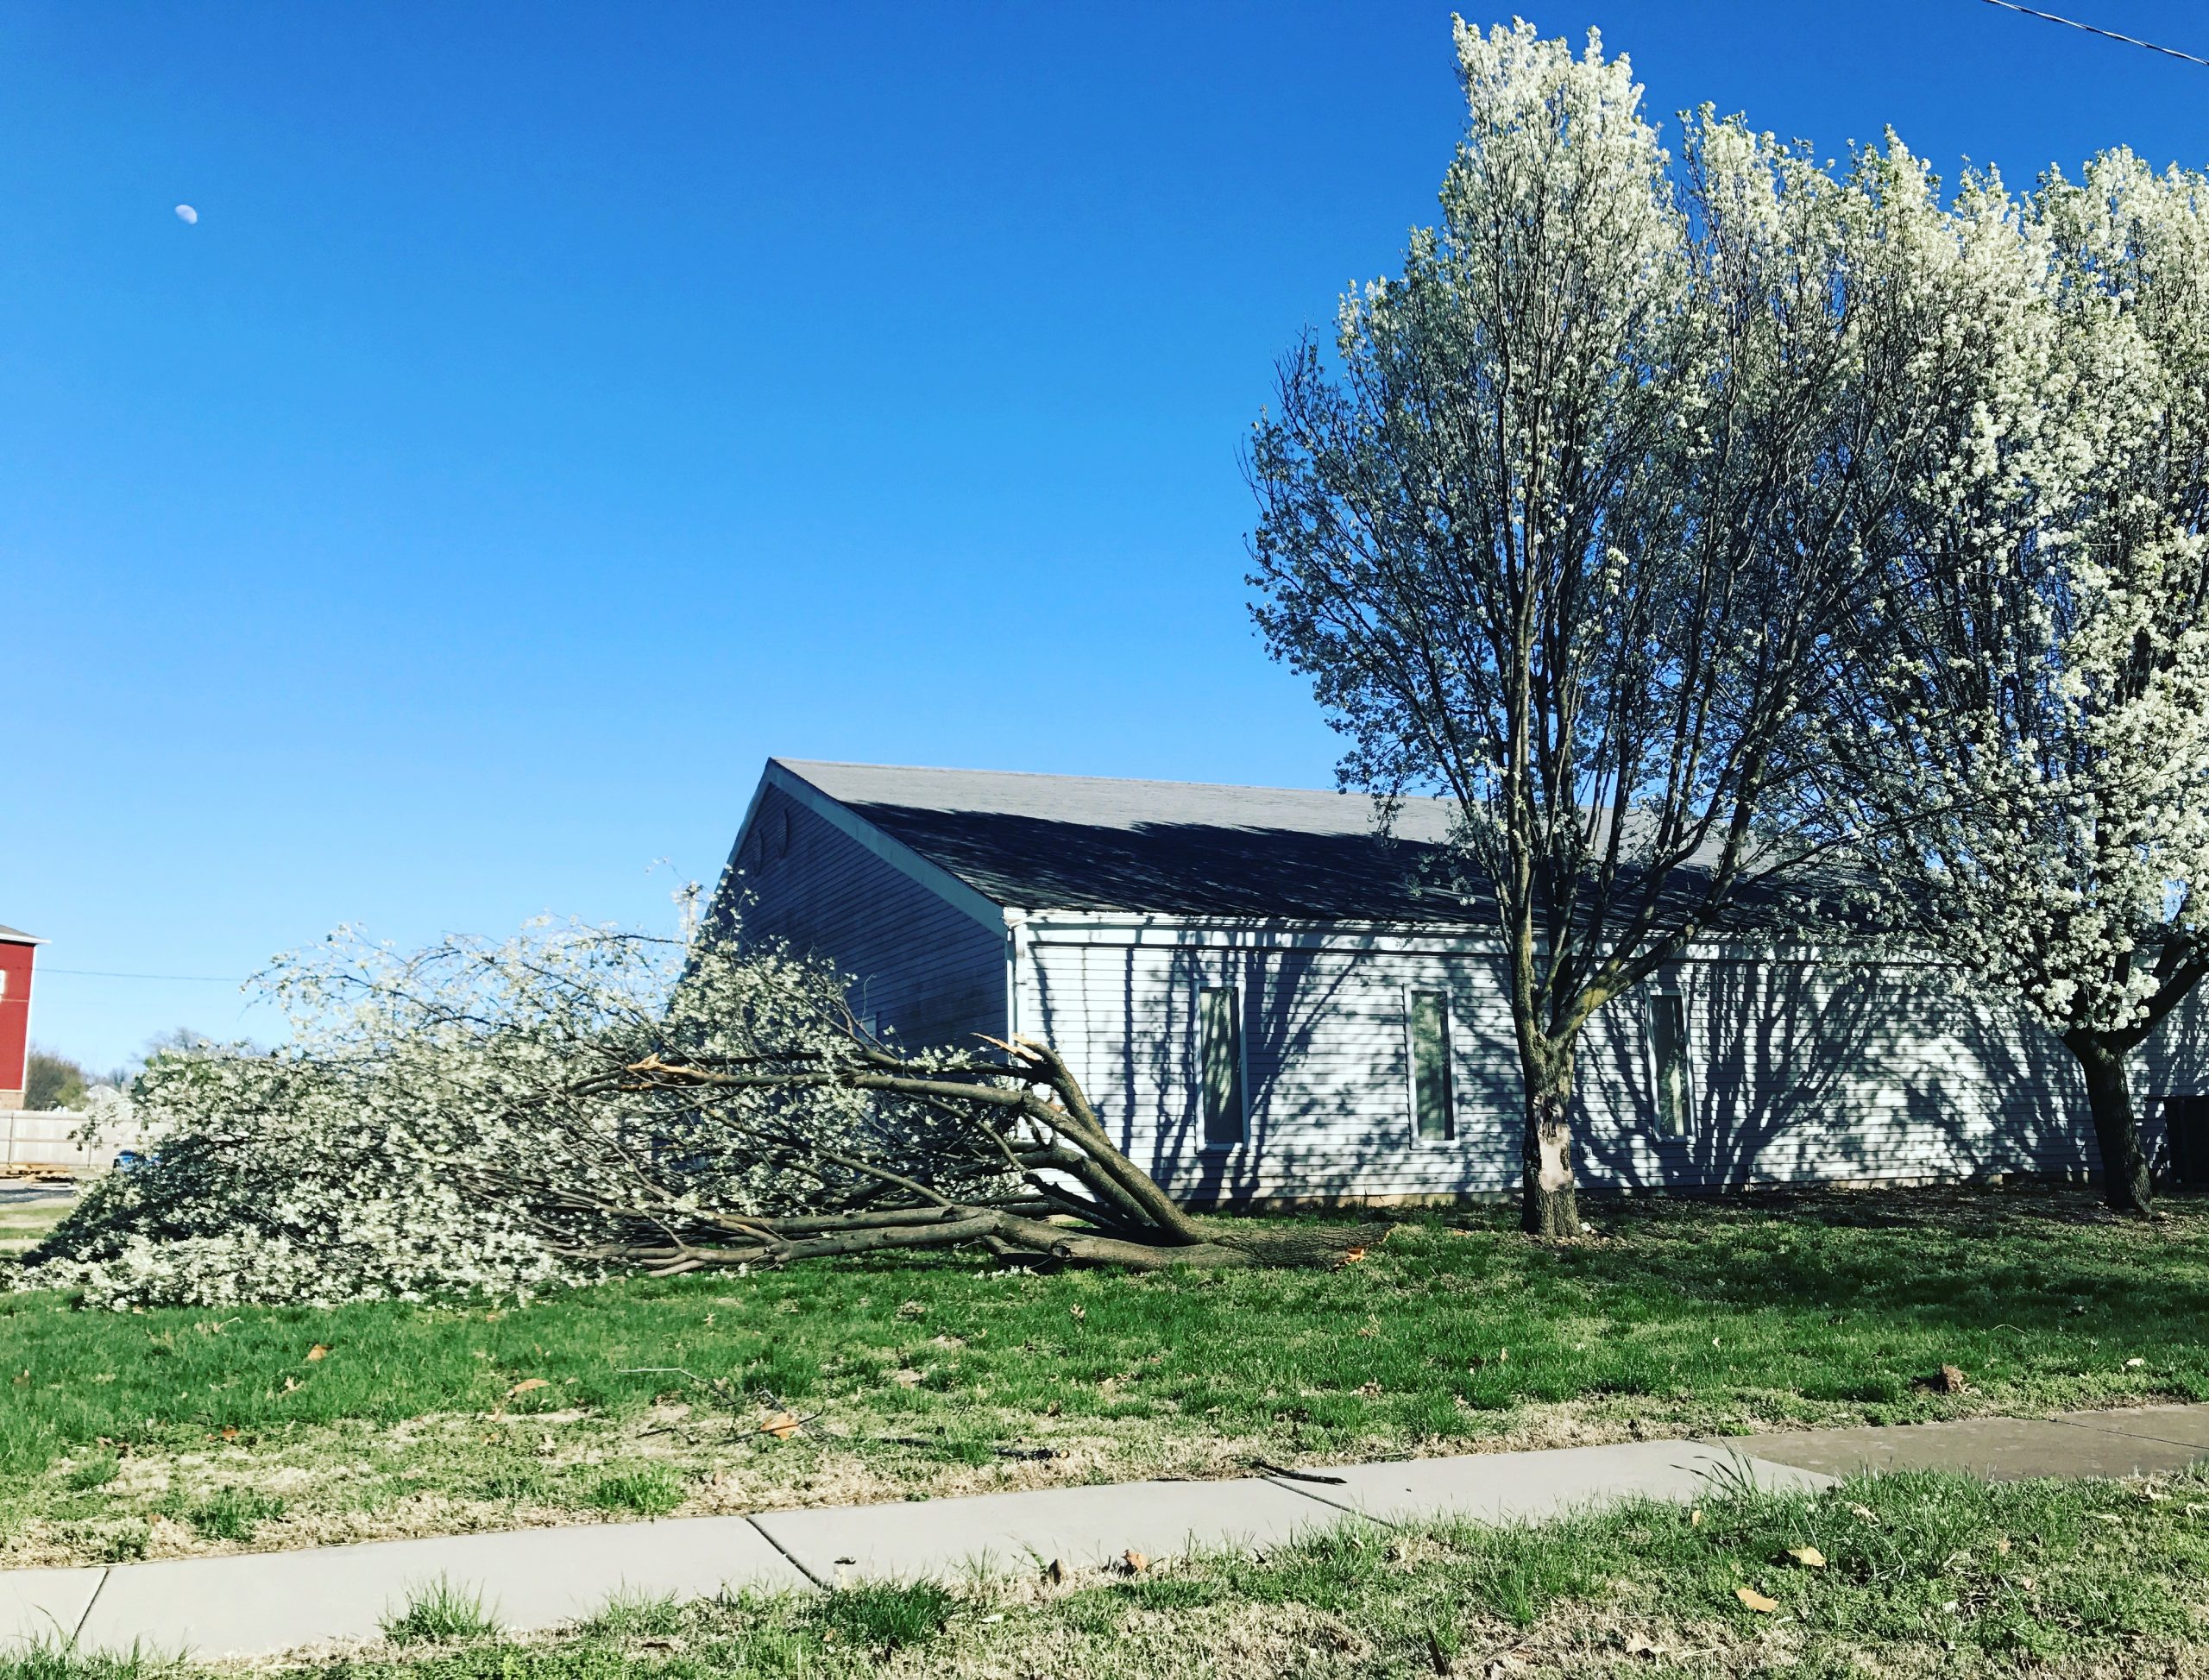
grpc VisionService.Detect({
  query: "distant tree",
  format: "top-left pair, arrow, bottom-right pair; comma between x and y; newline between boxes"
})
142,1027 -> 220,1060
23,1050 -> 87,1111
1248,22 -> 2042,1235
1808,151 -> 2209,1216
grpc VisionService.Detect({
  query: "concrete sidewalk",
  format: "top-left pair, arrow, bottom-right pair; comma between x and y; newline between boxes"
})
6,1406 -> 2205,1662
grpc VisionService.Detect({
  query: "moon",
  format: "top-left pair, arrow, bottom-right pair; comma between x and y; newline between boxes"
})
174,204 -> 198,225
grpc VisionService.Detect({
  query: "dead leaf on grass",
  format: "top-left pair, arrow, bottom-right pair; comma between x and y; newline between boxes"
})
305,1344 -> 330,1362
759,1411 -> 802,1440
218,1426 -> 239,1442
1919,1363 -> 1969,1394
1735,1585 -> 1779,1614
1122,1549 -> 1149,1573
1045,1558 -> 1065,1584
1690,1508 -> 1702,1527
1785,1545 -> 1825,1569
889,1369 -> 923,1387
507,1378 -> 549,1398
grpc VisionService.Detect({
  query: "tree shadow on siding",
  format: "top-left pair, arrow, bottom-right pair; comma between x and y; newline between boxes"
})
1031,934 -> 1484,1208
1092,941 -> 1360,1206
1579,966 -> 2090,1192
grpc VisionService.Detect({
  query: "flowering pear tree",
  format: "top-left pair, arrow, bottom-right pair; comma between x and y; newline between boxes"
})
24,922 -> 1359,1307
1811,151 -> 2209,1214
1248,21 -> 2033,1236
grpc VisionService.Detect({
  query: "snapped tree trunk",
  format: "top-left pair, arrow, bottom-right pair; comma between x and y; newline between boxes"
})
2063,1029 -> 2155,1217
1520,1036 -> 1581,1239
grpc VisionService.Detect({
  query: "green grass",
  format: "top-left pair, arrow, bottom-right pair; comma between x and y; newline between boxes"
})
61,1454 -> 119,1492
11,1470 -> 2209,1676
0,1192 -> 75,1259
811,1581 -> 958,1653
0,1644 -> 181,1680
379,1578 -> 502,1645
171,1487 -> 285,1544
4,1185 -> 2206,1565
582,1464 -> 683,1517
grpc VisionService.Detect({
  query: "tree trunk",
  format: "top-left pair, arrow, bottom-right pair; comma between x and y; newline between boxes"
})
2063,1029 -> 2155,1217
1520,1038 -> 1581,1238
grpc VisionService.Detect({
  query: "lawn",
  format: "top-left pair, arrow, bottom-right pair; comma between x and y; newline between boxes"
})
2,1184 -> 2203,1570
0,1187 -> 73,1262
9,1469 -> 2209,1677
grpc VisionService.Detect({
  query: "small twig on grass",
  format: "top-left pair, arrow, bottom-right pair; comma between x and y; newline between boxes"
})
614,1365 -> 747,1415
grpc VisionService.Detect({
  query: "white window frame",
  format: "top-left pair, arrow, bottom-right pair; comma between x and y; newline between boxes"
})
1193,979 -> 1248,1152
1402,985 -> 1457,1146
1644,985 -> 1694,1139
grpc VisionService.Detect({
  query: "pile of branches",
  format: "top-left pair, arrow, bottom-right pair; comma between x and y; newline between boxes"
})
21,922 -> 1381,1307
523,1035 -> 1303,1274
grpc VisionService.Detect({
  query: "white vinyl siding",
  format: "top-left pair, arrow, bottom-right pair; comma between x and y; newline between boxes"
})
1021,927 -> 2144,1204
718,784 -> 1006,1051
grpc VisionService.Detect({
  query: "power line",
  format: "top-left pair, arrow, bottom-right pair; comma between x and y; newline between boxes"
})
35,967 -> 247,984
1979,0 -> 2209,67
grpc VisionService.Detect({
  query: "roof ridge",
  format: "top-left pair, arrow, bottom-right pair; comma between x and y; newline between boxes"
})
771,758 -> 1429,801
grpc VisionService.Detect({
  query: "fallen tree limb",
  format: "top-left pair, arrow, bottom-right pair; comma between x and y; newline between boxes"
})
485,1031 -> 1384,1273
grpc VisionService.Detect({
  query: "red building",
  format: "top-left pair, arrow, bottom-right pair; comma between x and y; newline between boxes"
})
0,924 -> 41,1109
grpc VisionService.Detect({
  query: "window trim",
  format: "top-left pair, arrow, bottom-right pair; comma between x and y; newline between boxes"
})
1193,980 -> 1248,1153
1403,986 -> 1457,1146
1645,985 -> 1694,1139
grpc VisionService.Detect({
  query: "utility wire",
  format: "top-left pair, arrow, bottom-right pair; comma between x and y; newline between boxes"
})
1979,0 -> 2209,68
35,967 -> 246,984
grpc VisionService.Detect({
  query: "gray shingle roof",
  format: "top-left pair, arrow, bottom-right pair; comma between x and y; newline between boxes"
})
776,759 -> 1484,922
0,924 -> 41,944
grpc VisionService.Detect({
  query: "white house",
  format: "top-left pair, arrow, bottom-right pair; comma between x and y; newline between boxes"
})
708,758 -> 2202,1205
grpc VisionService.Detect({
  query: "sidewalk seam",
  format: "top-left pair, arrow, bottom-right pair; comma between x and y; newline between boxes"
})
71,1567 -> 112,1643
744,1516 -> 828,1592
2049,1416 -> 2209,1453
1262,1476 -> 1393,1526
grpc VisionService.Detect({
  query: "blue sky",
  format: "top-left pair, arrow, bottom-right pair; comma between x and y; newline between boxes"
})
5,1 -> 2206,1067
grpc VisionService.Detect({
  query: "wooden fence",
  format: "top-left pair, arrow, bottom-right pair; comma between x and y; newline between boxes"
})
1,1109 -> 144,1172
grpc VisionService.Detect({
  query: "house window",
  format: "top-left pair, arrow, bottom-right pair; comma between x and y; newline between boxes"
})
1651,991 -> 1690,1136
1408,991 -> 1454,1141
1199,985 -> 1243,1149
